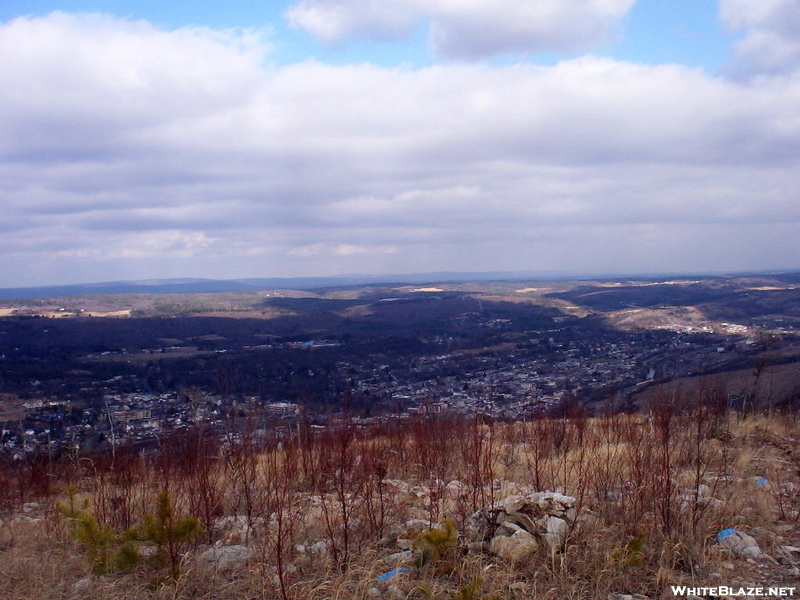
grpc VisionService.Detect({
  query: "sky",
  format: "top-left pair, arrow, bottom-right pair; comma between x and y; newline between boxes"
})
1,0 -> 800,287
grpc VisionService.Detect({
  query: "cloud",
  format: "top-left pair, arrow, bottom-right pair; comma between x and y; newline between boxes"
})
720,0 -> 800,75
0,13 -> 799,286
0,12 -> 269,162
285,0 -> 637,60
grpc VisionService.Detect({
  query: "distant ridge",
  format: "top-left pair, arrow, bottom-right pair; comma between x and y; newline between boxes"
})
0,271 -> 551,300
2,270 -> 798,301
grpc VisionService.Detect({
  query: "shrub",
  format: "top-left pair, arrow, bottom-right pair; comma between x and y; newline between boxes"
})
135,490 -> 200,581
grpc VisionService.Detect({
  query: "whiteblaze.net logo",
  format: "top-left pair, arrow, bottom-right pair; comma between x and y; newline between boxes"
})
670,586 -> 796,597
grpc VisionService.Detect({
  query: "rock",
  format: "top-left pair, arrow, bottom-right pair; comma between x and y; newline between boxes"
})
700,497 -> 724,509
679,494 -> 724,512
446,480 -> 465,495
497,521 -> 526,537
295,541 -> 329,567
466,509 -> 493,543
490,530 -> 538,562
466,541 -> 488,553
384,551 -> 413,565
777,546 -> 800,564
138,545 -> 158,557
22,502 -> 43,515
502,495 -> 527,514
198,545 -> 251,570
71,577 -> 94,597
402,519 -> 431,537
543,516 -> 568,550
498,510 -> 538,535
310,540 -> 329,558
396,518 -> 432,550
213,515 -> 261,545
396,537 -> 414,551
529,491 -> 576,518
380,523 -> 402,545
718,529 -> 763,560
11,514 -> 41,525
471,489 -> 577,558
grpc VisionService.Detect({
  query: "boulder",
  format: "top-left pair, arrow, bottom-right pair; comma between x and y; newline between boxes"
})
497,521 -> 527,537
310,540 -> 329,559
213,515 -> 261,545
469,490 -> 576,559
489,530 -> 538,563
384,550 -> 413,565
71,577 -> 94,598
466,541 -> 488,553
502,495 -> 527,514
446,480 -> 466,495
396,518 -> 432,550
380,523 -> 402,546
198,545 -> 252,570
402,519 -> 432,537
717,529 -> 763,560
466,508 -> 494,543
542,516 -> 568,550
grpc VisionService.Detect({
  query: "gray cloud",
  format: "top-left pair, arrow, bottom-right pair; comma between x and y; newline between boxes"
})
0,12 -> 798,286
285,0 -> 636,60
720,0 -> 800,75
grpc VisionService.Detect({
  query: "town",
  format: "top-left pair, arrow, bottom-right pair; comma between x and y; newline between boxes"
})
3,273 -> 798,458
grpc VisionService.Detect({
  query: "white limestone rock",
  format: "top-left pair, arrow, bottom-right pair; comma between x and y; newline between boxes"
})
198,545 -> 252,570
718,530 -> 763,560
490,530 -> 538,563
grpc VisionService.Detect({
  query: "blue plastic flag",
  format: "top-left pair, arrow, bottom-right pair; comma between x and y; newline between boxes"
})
377,567 -> 410,581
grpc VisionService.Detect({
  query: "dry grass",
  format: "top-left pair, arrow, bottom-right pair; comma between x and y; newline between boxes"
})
1,409 -> 799,599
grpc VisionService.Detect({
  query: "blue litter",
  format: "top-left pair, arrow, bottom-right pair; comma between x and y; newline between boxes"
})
756,477 -> 768,487
717,529 -> 737,542
377,567 -> 410,581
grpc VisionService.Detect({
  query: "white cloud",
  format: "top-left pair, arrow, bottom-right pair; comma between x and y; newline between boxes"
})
285,0 -> 636,59
720,0 -> 800,75
0,13 -> 799,286
0,12 -> 270,161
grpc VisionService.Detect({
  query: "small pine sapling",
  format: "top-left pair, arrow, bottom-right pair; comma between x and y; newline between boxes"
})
611,530 -> 647,568
57,486 -> 139,574
413,519 -> 458,571
136,491 -> 200,581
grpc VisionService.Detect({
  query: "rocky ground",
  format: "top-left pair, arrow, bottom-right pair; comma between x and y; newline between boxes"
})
0,412 -> 798,599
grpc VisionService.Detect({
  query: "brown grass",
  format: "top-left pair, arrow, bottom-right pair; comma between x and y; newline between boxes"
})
1,406 -> 798,599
